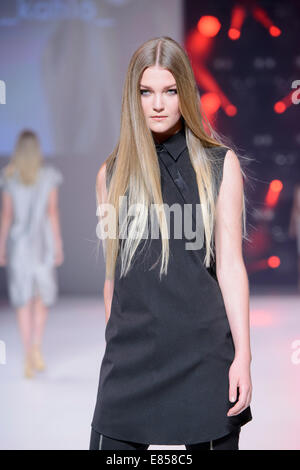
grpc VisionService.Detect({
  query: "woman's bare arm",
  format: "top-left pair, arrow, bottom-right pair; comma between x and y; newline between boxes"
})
47,187 -> 64,266
214,149 -> 252,416
0,191 -> 13,265
96,162 -> 114,325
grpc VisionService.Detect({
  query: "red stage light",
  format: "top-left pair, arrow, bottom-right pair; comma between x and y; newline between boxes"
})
274,101 -> 286,113
197,16 -> 221,37
270,180 -> 283,192
201,92 -> 221,114
229,5 -> 246,40
265,179 -> 283,207
268,256 -> 280,268
225,104 -> 237,116
228,28 -> 241,40
269,25 -> 281,37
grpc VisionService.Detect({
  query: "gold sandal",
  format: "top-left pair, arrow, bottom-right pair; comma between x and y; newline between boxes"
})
24,351 -> 35,379
31,344 -> 46,371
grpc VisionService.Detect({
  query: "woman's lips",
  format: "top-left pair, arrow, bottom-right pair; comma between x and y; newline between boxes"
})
151,116 -> 167,120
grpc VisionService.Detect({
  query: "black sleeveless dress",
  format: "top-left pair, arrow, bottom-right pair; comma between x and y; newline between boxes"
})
91,126 -> 252,445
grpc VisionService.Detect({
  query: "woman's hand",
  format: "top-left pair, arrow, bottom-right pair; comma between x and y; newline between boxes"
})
54,245 -> 64,266
227,355 -> 252,416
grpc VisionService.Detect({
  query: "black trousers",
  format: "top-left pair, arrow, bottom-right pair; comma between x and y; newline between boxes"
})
89,427 -> 241,450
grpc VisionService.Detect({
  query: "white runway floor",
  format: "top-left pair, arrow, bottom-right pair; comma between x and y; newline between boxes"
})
0,293 -> 299,450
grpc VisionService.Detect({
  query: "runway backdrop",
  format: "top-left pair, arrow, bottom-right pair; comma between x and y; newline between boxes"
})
184,0 -> 300,289
0,0 -> 183,298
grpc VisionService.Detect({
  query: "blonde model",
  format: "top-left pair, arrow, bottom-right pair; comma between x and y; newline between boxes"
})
0,130 -> 64,378
90,37 -> 253,450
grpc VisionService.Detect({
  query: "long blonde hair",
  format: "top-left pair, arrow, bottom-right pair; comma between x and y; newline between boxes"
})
97,36 -> 251,281
4,129 -> 43,185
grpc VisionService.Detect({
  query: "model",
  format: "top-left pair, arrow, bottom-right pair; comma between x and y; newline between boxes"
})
0,129 -> 64,378
89,36 -> 253,451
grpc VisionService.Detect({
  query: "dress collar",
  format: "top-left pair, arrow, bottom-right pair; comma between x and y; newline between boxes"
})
154,126 -> 187,161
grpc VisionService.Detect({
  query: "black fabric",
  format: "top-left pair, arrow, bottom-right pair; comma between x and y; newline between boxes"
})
89,428 -> 149,450
89,427 -> 241,450
91,125 -> 252,444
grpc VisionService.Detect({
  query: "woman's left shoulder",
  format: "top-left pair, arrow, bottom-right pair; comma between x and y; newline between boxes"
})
208,144 -> 231,155
210,146 -> 241,168
220,149 -> 244,193
222,148 -> 242,172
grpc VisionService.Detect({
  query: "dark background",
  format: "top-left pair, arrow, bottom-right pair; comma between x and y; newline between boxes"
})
184,0 -> 300,288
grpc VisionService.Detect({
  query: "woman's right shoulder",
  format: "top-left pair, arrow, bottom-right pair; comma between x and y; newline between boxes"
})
97,156 -> 115,194
96,161 -> 111,206
96,162 -> 107,192
97,161 -> 106,179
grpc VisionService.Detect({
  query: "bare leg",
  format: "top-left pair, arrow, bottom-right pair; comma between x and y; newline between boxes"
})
30,295 -> 48,371
32,295 -> 48,347
16,299 -> 35,378
16,299 -> 34,355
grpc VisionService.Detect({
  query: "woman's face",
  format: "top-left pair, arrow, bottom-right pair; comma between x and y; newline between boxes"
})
140,66 -> 182,141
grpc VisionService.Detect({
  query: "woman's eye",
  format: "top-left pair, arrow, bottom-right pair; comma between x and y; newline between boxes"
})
140,89 -> 177,95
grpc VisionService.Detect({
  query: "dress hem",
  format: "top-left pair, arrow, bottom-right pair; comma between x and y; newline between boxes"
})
91,414 -> 252,446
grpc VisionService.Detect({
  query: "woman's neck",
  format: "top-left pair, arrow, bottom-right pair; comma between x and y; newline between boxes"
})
152,119 -> 183,145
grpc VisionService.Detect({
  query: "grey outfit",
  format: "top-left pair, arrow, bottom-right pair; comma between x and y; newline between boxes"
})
0,165 -> 63,308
